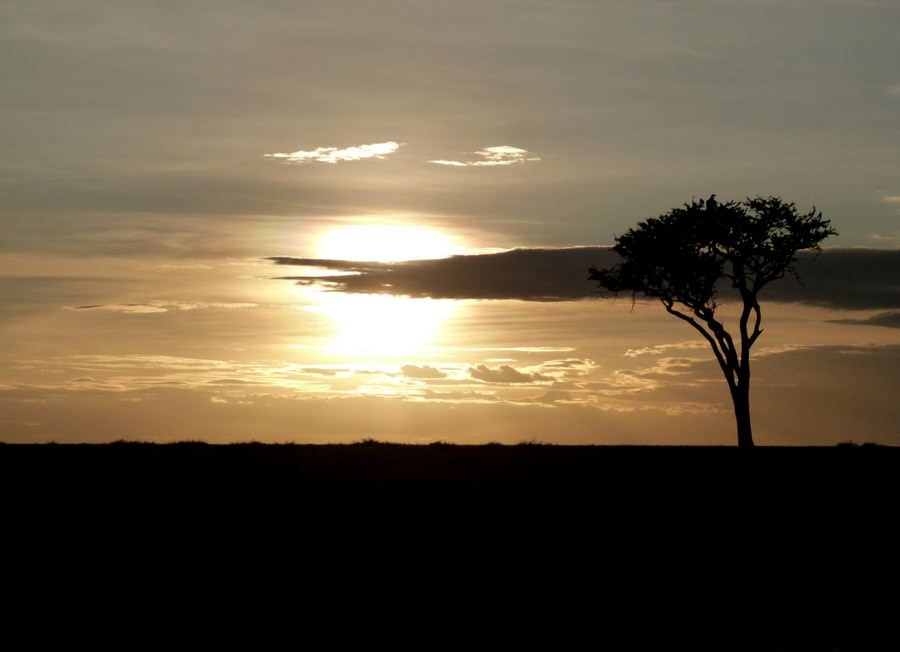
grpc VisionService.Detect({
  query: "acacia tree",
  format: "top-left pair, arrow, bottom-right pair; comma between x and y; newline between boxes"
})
590,196 -> 837,448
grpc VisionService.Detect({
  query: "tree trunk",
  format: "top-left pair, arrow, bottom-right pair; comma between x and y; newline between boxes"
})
732,383 -> 754,448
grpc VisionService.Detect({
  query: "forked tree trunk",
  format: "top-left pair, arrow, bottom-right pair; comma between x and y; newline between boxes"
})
732,382 -> 754,448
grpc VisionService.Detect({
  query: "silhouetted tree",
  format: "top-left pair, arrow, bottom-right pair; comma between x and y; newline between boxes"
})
590,196 -> 837,447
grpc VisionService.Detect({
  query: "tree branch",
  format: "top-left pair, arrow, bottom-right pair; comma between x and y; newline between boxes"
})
663,301 -> 736,389
737,292 -> 764,377
697,306 -> 740,373
748,299 -> 763,347
713,320 -> 739,371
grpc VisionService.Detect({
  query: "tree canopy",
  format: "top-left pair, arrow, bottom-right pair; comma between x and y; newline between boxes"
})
590,196 -> 837,447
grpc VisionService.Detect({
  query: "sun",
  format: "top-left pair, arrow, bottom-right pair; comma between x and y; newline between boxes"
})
315,224 -> 460,262
312,290 -> 459,357
299,223 -> 464,357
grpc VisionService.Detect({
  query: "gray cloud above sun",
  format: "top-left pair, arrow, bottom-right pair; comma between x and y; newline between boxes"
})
268,247 -> 900,311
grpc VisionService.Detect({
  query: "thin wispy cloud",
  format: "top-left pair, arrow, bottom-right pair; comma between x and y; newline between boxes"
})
887,84 -> 900,99
151,263 -> 214,271
265,141 -> 400,164
448,346 -> 576,354
65,301 -> 257,314
881,195 -> 900,216
625,342 -> 708,358
66,304 -> 169,314
429,145 -> 540,167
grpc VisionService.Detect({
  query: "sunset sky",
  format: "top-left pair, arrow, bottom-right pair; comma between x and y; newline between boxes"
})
2,1 -> 899,444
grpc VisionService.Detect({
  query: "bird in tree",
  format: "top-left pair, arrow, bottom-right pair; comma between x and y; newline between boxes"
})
589,195 -> 837,447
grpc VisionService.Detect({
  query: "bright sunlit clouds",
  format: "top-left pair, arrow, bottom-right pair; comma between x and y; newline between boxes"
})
315,224 -> 463,262
265,141 -> 401,164
429,146 -> 540,167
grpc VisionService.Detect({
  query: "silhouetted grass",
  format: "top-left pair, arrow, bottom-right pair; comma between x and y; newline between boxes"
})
2,440 -> 895,520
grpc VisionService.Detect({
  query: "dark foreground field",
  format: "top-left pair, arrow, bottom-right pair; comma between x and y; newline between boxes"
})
3,441 -> 895,526
5,441 -> 895,631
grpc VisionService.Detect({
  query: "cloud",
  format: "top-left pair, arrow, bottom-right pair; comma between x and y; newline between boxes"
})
269,247 -> 900,310
537,358 -> 597,374
449,346 -> 577,353
888,84 -> 900,99
265,141 -> 400,164
67,303 -> 169,314
882,195 -> 900,204
427,160 -> 468,167
150,263 -> 215,271
763,249 -> 900,310
269,247 -> 616,301
428,145 -> 540,167
401,365 -> 447,379
469,364 -> 551,384
828,311 -> 900,329
7,345 -> 899,444
528,390 -> 574,404
66,301 -> 257,314
9,355 -> 410,398
625,342 -> 708,357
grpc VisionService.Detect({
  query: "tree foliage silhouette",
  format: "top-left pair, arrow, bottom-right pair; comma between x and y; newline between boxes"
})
590,196 -> 837,447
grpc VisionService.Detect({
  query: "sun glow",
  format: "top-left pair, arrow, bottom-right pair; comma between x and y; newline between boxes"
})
316,224 -> 461,262
299,224 -> 464,357
311,290 -> 459,357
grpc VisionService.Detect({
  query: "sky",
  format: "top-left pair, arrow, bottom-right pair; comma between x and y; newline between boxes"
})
2,0 -> 899,444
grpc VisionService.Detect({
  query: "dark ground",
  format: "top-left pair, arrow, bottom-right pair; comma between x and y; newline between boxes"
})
3,440 -> 895,525
4,441 -> 895,639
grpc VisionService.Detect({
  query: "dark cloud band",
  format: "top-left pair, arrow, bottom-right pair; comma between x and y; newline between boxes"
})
268,247 -> 900,310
